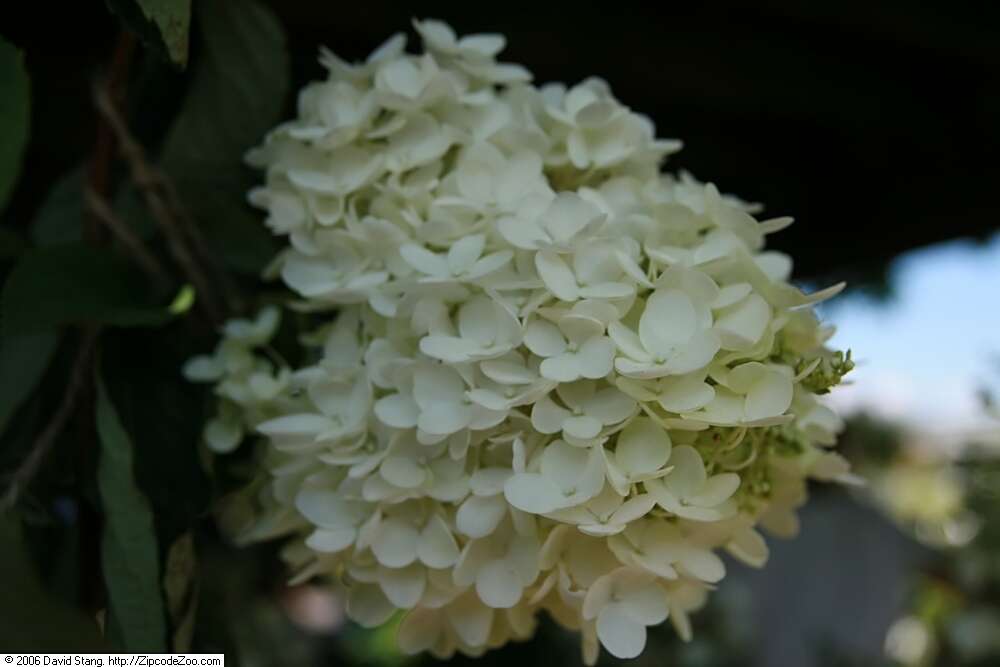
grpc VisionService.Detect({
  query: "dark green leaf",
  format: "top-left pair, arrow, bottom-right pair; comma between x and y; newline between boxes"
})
172,180 -> 277,273
1,243 -> 172,334
160,0 -> 288,275
95,373 -> 168,652
107,0 -> 191,68
163,532 -> 198,652
0,37 -> 30,211
0,515 -> 105,652
31,169 -> 85,246
0,329 -> 59,436
0,226 -> 26,260
101,327 -> 211,543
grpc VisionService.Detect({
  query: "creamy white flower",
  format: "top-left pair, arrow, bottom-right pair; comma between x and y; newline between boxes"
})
548,485 -> 656,537
603,416 -> 673,494
645,446 -> 740,521
374,363 -> 507,441
448,142 -> 552,213
453,523 -> 541,609
504,439 -> 606,514
609,271 -> 721,379
418,294 -> 522,362
608,520 -> 726,583
581,566 -> 669,659
497,192 -> 604,252
683,362 -> 794,426
524,311 -> 615,382
400,234 -> 513,285
190,18 -> 856,665
530,381 -> 636,441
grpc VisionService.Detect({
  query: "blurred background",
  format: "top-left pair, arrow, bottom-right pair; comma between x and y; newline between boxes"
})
3,1 -> 1000,665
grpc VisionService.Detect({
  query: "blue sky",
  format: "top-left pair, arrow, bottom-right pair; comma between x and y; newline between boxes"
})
821,231 -> 1000,448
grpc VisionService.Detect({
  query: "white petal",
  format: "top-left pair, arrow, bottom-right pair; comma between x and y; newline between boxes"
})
687,388 -> 744,425
576,337 -> 616,379
183,356 -> 222,382
543,193 -> 603,244
418,402 -> 473,436
558,313 -> 604,344
678,549 -> 725,583
458,295 -> 500,345
446,593 -> 494,647
380,563 -> 426,608
523,319 -> 568,357
374,394 -> 420,428
535,250 -> 579,301
563,415 -> 603,440
614,357 -> 668,379
465,388 -> 510,411
664,330 -> 720,375
715,294 -> 770,350
621,584 -> 669,625
419,335 -> 481,363
608,320 -> 651,362
258,413 -> 331,439
658,375 -> 716,413
381,456 -> 428,488
470,468 -> 513,496
597,603 -> 647,659
531,394 -> 570,434
418,515 -> 460,568
476,559 -> 522,608
447,234 -> 486,274
582,571 -> 614,620
398,608 -> 442,654
575,447 -> 609,502
639,289 -> 696,355
481,358 -> 537,384
583,388 -> 636,425
540,353 -> 583,382
615,417 -> 671,477
712,282 -> 752,309
457,494 -> 507,538
306,527 -> 357,553
541,440 -> 592,489
504,473 -> 564,514
745,370 -> 793,421
609,494 -> 657,525
346,585 -> 395,628
497,215 -> 548,250
295,487 -> 355,529
687,473 -> 741,507
755,251 -> 793,282
466,250 -> 513,279
205,417 -> 242,453
662,446 -> 707,499
556,378 -> 596,409
726,527 -> 769,568
413,365 -> 466,406
400,243 -> 449,277
281,254 -> 341,297
643,478 -> 683,515
578,282 -> 634,299
372,518 -> 420,568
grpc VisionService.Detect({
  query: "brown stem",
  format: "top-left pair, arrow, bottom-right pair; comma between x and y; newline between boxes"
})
93,85 -> 224,325
84,188 -> 172,292
87,32 -> 136,243
1,330 -> 99,512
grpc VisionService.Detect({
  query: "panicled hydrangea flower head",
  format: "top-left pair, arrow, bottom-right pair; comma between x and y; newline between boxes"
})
186,18 -> 856,663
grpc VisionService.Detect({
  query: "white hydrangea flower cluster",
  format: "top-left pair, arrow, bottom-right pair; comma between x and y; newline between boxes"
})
186,19 -> 857,663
